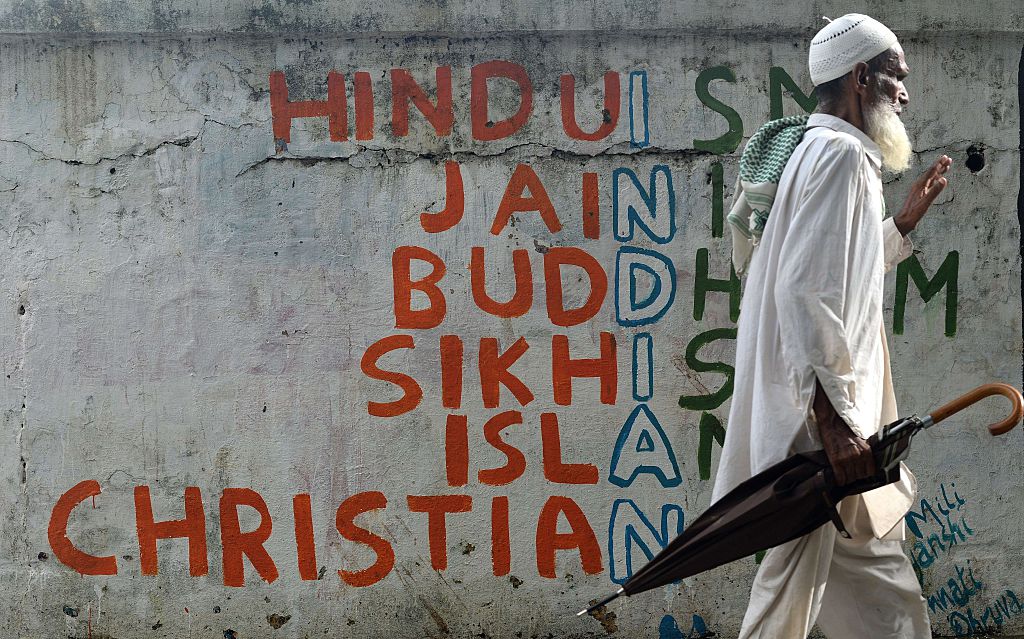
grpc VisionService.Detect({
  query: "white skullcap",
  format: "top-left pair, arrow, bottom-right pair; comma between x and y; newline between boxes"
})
808,14 -> 898,86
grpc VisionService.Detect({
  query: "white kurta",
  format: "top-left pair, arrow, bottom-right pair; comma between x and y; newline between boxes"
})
713,113 -> 916,540
714,114 -> 930,638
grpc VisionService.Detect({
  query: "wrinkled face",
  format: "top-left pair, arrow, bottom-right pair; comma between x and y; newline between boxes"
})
868,44 -> 911,114
863,44 -> 913,172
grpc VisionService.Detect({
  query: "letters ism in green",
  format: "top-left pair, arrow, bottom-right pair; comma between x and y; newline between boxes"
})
685,66 -> 960,486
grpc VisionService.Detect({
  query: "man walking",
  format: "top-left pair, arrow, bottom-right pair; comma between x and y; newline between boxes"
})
714,14 -> 952,638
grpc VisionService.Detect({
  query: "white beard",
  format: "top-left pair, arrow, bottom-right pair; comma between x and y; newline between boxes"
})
863,98 -> 912,173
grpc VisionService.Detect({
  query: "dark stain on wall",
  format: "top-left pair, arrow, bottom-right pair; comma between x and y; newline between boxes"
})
267,612 -> 291,628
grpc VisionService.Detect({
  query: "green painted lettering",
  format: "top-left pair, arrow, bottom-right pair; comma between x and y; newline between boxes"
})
678,327 -> 737,411
693,66 -> 743,155
893,251 -> 959,337
768,67 -> 817,120
711,161 -> 724,238
697,411 -> 725,481
693,248 -> 741,322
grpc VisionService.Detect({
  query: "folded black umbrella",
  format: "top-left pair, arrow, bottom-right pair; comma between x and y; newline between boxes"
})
579,383 -> 1024,617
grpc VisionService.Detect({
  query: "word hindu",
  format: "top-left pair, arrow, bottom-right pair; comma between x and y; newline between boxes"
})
270,62 -> 625,147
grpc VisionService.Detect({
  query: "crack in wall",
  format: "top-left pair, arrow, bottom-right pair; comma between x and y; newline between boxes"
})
233,139 -> 1017,178
0,134 -> 200,166
237,143 -> 713,177
2,131 -> 1009,178
913,140 -> 1014,154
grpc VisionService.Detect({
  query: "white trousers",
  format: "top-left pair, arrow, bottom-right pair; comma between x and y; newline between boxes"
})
738,497 -> 931,639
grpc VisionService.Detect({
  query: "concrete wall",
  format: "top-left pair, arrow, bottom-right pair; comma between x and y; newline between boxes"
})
0,2 -> 1021,637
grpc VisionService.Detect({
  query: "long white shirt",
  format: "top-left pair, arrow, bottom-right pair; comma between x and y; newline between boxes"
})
713,113 -> 916,539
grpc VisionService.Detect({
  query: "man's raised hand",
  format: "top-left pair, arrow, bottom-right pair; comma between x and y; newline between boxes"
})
893,154 -> 953,236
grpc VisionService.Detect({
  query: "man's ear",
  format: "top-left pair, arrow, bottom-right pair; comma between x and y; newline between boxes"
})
852,62 -> 871,96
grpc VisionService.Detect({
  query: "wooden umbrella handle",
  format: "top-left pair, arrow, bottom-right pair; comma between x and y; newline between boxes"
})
928,383 -> 1024,436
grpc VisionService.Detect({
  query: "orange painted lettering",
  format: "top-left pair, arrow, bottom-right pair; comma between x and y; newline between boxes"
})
353,71 -> 374,140
135,485 -> 208,577
535,496 -> 602,578
492,496 -> 511,577
491,164 -> 561,236
406,494 -> 472,571
582,172 -> 600,239
543,247 -> 608,326
478,410 -> 527,486
445,413 -> 470,487
392,245 -> 447,329
479,337 -> 535,408
391,67 -> 454,137
47,480 -> 118,576
220,488 -> 278,587
421,161 -> 464,233
560,72 -> 620,141
440,334 -> 464,409
471,60 -> 533,141
541,412 -> 598,484
360,335 -> 423,417
269,70 -> 347,146
336,491 -> 394,587
551,332 -> 617,405
293,494 -> 318,581
470,247 -> 533,317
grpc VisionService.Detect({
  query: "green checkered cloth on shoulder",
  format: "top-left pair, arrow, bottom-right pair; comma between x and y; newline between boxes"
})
728,114 -> 810,275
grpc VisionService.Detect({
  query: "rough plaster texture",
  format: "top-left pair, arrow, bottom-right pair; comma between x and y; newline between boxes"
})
2,0 -> 1024,34
0,2 -> 1022,637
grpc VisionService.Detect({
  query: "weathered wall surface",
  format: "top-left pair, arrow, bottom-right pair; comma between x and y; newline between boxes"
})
0,2 -> 1021,637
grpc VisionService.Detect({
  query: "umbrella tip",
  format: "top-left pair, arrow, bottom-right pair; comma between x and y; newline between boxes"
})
577,588 -> 625,617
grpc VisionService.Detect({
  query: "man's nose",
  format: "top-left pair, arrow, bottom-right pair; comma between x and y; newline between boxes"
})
897,82 -> 909,106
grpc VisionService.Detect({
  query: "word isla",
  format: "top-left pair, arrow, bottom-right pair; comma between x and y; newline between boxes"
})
444,411 -> 600,487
